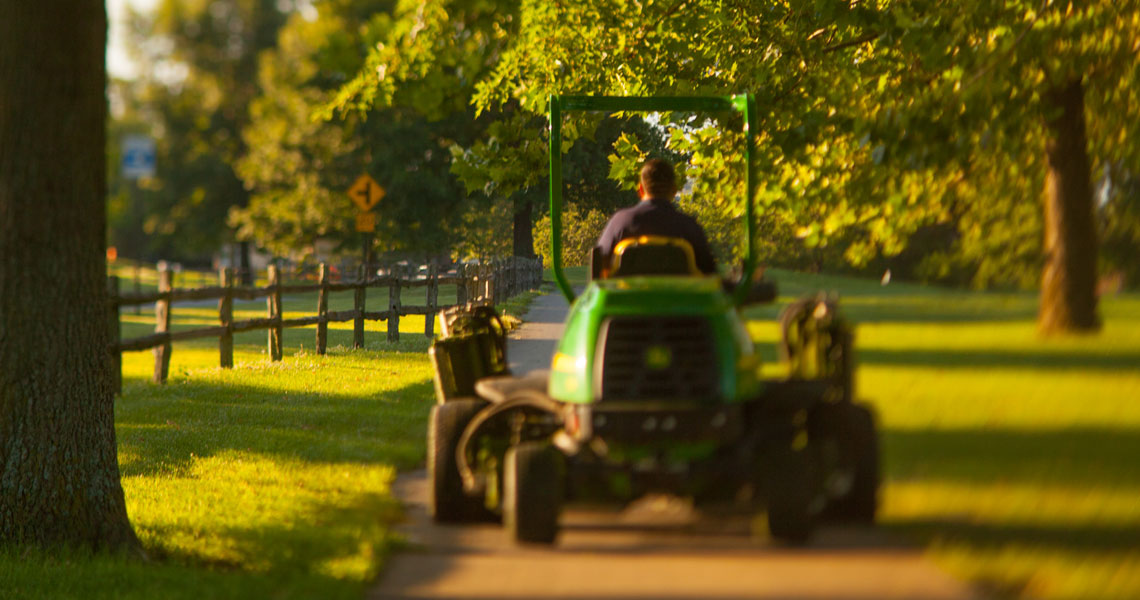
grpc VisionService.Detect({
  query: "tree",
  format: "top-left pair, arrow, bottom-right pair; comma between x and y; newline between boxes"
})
0,0 -> 139,550
328,0 -> 549,257
116,0 -> 289,264
339,0 -> 1140,333
233,2 -> 487,261
859,1 -> 1140,332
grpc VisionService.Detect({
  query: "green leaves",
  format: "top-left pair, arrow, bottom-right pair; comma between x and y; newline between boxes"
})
321,0 -> 1140,287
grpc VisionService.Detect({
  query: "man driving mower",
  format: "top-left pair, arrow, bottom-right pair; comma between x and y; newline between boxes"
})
595,158 -> 717,277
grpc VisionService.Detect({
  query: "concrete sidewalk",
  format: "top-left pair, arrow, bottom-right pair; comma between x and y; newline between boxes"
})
505,290 -> 573,375
368,291 -> 980,600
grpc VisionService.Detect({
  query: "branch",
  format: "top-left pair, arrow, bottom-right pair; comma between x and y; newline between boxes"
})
822,32 -> 881,54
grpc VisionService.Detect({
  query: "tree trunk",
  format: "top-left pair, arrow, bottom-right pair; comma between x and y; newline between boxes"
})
239,240 -> 254,285
512,200 -> 536,258
1038,78 -> 1101,334
0,0 -> 140,551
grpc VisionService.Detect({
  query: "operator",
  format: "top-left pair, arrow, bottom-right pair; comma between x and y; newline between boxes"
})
595,158 -> 718,275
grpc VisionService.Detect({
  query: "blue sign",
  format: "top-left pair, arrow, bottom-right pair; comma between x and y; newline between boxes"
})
122,135 -> 156,179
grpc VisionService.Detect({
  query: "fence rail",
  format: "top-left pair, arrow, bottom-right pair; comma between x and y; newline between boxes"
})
107,257 -> 543,393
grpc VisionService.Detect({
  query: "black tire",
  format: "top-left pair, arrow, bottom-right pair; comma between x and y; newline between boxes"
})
822,403 -> 879,523
428,399 -> 496,523
503,441 -> 565,544
762,435 -> 817,544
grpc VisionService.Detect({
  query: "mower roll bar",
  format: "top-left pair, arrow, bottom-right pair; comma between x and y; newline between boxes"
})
548,94 -> 758,306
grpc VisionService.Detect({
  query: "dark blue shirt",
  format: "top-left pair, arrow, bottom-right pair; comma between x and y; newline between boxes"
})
595,198 -> 717,274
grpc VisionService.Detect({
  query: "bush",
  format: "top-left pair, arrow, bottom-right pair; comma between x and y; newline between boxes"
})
533,203 -> 610,267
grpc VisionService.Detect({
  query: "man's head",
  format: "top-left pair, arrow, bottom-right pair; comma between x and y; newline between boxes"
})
638,158 -> 677,200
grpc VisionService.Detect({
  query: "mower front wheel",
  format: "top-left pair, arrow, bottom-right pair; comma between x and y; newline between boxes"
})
503,441 -> 565,544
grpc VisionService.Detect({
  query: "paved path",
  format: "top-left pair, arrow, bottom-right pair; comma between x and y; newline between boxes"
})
368,292 -> 979,600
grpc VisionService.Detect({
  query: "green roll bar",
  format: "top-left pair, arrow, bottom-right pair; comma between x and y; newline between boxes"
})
548,94 -> 758,305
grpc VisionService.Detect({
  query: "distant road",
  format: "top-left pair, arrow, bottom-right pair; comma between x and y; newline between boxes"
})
368,292 -> 980,600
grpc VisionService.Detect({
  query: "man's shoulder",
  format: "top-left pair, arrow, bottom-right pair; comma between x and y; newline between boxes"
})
606,202 -> 647,226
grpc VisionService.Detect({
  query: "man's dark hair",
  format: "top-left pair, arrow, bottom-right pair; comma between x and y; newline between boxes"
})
639,158 -> 676,199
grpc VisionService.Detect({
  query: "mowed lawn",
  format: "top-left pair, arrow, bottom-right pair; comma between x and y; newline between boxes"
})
3,266 -> 1138,599
746,271 -> 1140,599
2,279 -> 470,599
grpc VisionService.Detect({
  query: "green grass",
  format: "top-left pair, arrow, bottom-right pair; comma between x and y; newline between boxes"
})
746,269 -> 1140,599
5,265 -> 1138,599
2,279 -> 542,600
554,263 -> 1140,597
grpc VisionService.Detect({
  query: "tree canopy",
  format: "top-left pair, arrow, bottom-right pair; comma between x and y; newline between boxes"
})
112,0 -> 290,262
334,0 -> 1140,331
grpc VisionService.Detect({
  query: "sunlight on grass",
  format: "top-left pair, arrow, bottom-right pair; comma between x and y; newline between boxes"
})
5,266 -> 1137,599
1,273 -> 543,600
4,340 -> 435,599
746,270 -> 1140,599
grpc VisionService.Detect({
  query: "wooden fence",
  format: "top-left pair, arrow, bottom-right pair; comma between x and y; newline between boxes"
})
107,257 -> 543,392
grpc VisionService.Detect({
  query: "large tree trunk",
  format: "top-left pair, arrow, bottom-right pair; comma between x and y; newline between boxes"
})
513,200 -> 536,258
1038,78 -> 1101,334
0,0 -> 140,551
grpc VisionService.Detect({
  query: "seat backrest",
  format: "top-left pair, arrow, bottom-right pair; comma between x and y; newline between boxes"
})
610,236 -> 700,277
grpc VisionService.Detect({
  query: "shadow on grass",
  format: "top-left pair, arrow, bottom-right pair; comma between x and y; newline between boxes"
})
885,427 -> 1140,486
889,518 -> 1140,553
742,294 -> 1039,325
2,495 -> 400,600
883,424 -> 1140,599
116,375 -> 434,478
862,347 -> 1140,372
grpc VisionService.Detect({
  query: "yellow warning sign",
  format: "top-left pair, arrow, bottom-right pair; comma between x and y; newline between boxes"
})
348,173 -> 385,211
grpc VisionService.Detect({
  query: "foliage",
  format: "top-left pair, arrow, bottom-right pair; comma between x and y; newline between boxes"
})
113,0 -> 290,261
335,0 -> 1140,299
231,2 -> 490,261
533,202 -> 610,268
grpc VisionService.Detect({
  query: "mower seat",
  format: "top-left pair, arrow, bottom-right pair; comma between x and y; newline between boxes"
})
609,236 -> 700,277
474,370 -> 550,404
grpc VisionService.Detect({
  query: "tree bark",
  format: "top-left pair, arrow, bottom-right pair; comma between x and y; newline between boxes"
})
513,200 -> 536,258
0,0 -> 140,551
1038,78 -> 1101,334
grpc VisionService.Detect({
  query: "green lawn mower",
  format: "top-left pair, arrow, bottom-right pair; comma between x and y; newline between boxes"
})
427,95 -> 879,545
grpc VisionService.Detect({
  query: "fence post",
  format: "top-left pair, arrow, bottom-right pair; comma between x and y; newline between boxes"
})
133,264 -> 142,315
456,263 -> 468,306
388,264 -> 401,342
425,263 -> 438,338
107,276 -> 121,395
497,259 -> 504,301
219,267 -> 234,368
316,263 -> 329,355
467,265 -> 476,305
153,267 -> 173,384
353,265 -> 366,349
483,264 -> 493,305
513,257 -> 520,296
510,257 -> 517,296
477,264 -> 485,305
487,260 -> 497,303
267,262 -> 283,361
472,264 -> 481,305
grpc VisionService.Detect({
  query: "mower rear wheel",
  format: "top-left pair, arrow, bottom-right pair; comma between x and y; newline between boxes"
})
503,441 -> 565,544
428,399 -> 496,523
822,403 -> 879,523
